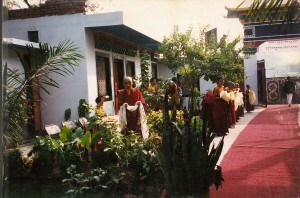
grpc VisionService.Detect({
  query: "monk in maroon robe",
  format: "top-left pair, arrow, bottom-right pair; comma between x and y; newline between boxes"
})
212,98 -> 229,136
117,76 -> 146,133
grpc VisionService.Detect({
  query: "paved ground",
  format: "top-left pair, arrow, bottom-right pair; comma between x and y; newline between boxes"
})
214,106 -> 264,165
209,104 -> 300,198
215,104 -> 300,165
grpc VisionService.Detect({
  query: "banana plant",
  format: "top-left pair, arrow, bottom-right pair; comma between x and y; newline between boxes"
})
2,40 -> 84,146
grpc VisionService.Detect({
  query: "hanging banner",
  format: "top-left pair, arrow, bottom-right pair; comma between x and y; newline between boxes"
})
260,39 -> 300,52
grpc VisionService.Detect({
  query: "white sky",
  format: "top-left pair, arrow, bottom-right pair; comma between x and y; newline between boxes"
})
92,0 -> 245,42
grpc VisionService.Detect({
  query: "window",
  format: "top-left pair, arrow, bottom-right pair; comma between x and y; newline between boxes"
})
126,61 -> 135,77
96,56 -> 112,98
28,31 -> 39,42
205,28 -> 217,45
244,27 -> 255,37
151,63 -> 158,79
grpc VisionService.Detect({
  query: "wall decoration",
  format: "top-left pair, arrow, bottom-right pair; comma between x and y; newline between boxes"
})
266,77 -> 300,104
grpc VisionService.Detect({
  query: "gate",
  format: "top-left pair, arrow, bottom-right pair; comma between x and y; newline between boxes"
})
257,60 -> 267,107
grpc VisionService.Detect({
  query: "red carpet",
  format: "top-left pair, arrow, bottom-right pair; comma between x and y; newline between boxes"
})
209,105 -> 300,198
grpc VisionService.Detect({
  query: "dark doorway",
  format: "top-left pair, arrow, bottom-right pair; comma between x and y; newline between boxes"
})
151,63 -> 158,79
257,60 -> 267,107
113,59 -> 124,114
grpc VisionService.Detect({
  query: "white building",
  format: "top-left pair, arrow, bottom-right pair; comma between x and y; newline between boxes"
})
3,0 -> 172,133
226,3 -> 300,105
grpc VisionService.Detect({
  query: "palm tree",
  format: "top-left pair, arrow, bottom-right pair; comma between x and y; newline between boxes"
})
3,40 -> 84,146
240,0 -> 299,24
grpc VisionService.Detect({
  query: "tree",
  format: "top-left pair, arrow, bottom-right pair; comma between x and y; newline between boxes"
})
239,0 -> 299,24
5,0 -> 99,12
158,26 -> 207,112
158,26 -> 245,113
203,34 -> 245,83
3,40 -> 84,146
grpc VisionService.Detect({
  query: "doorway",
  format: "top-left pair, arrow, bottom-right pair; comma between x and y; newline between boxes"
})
257,60 -> 267,107
113,59 -> 124,114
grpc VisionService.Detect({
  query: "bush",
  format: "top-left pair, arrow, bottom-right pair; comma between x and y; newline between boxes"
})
28,136 -> 62,178
155,92 -> 224,196
64,108 -> 71,121
58,143 -> 84,174
62,165 -> 108,197
5,149 -> 26,179
78,99 -> 93,118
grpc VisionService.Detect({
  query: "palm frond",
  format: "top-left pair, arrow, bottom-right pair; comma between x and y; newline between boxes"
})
3,40 -> 84,145
244,0 -> 299,24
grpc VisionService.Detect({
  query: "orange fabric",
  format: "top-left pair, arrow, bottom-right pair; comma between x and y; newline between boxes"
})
214,85 -> 224,96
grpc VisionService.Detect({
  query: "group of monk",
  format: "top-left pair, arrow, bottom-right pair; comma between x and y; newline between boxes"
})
202,76 -> 255,136
95,75 -> 255,138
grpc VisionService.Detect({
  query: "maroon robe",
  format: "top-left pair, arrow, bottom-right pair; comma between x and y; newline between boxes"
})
227,100 -> 236,128
117,88 -> 146,133
118,88 -> 146,107
212,98 -> 229,136
201,92 -> 215,131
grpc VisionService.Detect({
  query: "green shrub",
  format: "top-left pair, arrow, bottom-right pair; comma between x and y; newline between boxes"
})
78,99 -> 93,118
28,136 -> 62,178
62,165 -> 108,197
155,92 -> 224,196
5,149 -> 26,179
102,131 -> 161,194
58,143 -> 84,174
64,108 -> 71,121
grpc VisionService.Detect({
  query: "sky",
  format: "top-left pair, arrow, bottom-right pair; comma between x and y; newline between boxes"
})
91,0 -> 245,42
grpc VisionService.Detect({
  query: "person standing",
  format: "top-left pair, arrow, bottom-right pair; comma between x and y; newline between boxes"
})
118,76 -> 146,107
168,77 -> 181,110
244,84 -> 255,113
283,76 -> 296,107
213,76 -> 225,97
212,76 -> 229,136
117,76 -> 147,134
95,95 -> 107,117
148,77 -> 157,92
225,82 -> 236,128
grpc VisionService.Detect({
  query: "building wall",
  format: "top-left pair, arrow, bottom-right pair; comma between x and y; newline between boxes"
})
244,54 -> 258,105
3,47 -> 25,72
200,77 -> 214,95
3,11 -> 159,127
257,39 -> 300,78
157,63 -> 176,80
3,12 -> 125,127
266,77 -> 300,104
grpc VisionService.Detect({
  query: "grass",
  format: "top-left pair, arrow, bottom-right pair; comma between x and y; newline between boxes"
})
5,178 -> 68,198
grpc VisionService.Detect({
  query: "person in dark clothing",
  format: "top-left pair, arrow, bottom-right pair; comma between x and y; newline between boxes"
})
244,84 -> 255,113
168,77 -> 181,110
283,76 -> 296,107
